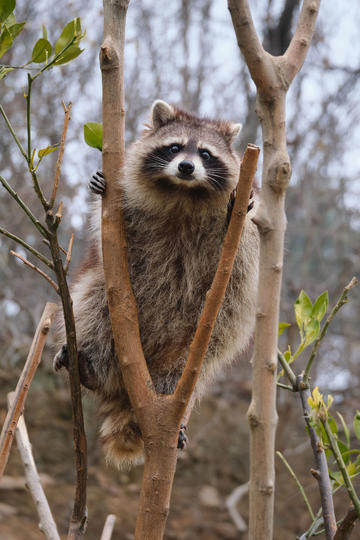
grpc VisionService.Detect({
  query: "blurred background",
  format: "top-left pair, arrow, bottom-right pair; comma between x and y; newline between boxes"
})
0,0 -> 359,538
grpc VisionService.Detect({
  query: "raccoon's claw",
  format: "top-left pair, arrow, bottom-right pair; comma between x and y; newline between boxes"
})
53,344 -> 68,372
226,188 -> 254,225
177,424 -> 188,450
89,170 -> 106,195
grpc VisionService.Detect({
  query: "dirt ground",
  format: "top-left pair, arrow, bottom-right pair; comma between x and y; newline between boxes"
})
0,349 -> 359,540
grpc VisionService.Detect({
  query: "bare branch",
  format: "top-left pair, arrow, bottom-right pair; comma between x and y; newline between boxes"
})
174,144 -> 260,413
0,226 -> 53,269
8,393 -> 61,540
100,514 -> 116,540
0,175 -> 48,238
0,303 -> 57,479
10,251 -> 59,293
284,0 -> 321,84
226,482 -> 248,532
49,102 -> 72,209
64,233 -> 75,273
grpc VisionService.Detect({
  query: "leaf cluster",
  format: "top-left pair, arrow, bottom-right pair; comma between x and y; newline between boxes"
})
0,0 -> 85,79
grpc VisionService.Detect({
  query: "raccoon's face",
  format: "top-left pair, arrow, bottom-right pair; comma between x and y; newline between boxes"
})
141,135 -> 235,194
124,100 -> 242,210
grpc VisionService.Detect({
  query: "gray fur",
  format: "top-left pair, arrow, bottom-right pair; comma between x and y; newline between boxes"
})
56,102 -> 259,467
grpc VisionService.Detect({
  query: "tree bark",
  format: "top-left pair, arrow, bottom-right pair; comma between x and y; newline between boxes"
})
228,1 -> 321,538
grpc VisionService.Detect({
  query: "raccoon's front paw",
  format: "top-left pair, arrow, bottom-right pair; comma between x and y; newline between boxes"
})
89,170 -> 106,195
53,344 -> 68,371
226,188 -> 254,225
177,424 -> 188,450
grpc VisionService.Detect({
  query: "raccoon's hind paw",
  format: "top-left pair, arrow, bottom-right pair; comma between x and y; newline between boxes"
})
53,345 -> 99,391
53,344 -> 68,371
177,424 -> 188,450
89,170 -> 106,195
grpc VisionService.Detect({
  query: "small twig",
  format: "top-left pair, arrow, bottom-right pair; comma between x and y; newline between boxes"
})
26,74 -> 33,163
100,514 -> 116,540
322,419 -> 360,519
8,393 -> 61,540
55,201 -> 63,226
277,350 -> 297,388
277,382 -> 296,391
334,507 -> 359,540
277,451 -> 315,520
0,226 -> 53,269
30,169 -> 49,211
0,175 -> 49,238
11,251 -> 58,293
49,102 -> 72,209
64,233 -> 75,273
0,104 -> 28,161
0,303 -> 57,479
303,277 -> 358,384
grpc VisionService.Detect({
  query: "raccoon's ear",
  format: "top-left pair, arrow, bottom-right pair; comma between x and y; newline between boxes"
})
151,100 -> 176,131
227,122 -> 242,141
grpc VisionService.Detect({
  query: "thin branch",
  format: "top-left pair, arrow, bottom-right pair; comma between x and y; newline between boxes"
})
0,104 -> 28,161
11,251 -> 59,293
8,393 -> 61,540
173,144 -> 260,413
64,233 -> 75,273
26,73 -> 33,163
100,514 -> 116,540
303,277 -> 358,384
299,381 -> 337,539
31,169 -> 49,211
0,303 -> 57,479
277,350 -> 297,388
49,102 -> 72,209
0,175 -> 48,238
322,420 -> 360,519
277,451 -> 315,520
0,226 -> 53,269
277,382 -> 296,391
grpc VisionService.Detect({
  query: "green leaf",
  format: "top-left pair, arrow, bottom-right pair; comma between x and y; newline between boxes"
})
31,38 -> 52,63
283,349 -> 291,363
353,410 -> 360,441
7,21 -> 25,40
329,470 -> 344,486
294,290 -> 313,333
304,318 -> 320,347
0,0 -> 15,24
328,415 -> 338,435
278,322 -> 291,337
311,291 -> 329,322
38,145 -> 59,159
337,412 -> 350,448
0,65 -> 14,79
42,24 -> 47,40
84,122 -> 103,151
0,26 -> 13,58
54,45 -> 83,65
54,18 -> 82,56
4,12 -> 15,26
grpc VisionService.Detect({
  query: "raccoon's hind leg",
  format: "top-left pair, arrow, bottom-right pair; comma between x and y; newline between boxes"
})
53,344 -> 99,391
89,171 -> 106,195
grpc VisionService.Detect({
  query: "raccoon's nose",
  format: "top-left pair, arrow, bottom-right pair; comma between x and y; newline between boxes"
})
178,160 -> 195,175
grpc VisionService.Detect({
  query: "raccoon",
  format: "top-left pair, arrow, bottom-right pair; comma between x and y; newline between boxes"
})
54,100 -> 259,467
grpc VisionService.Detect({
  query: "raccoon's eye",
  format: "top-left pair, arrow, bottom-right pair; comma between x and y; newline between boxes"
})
200,149 -> 211,161
169,144 -> 181,154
